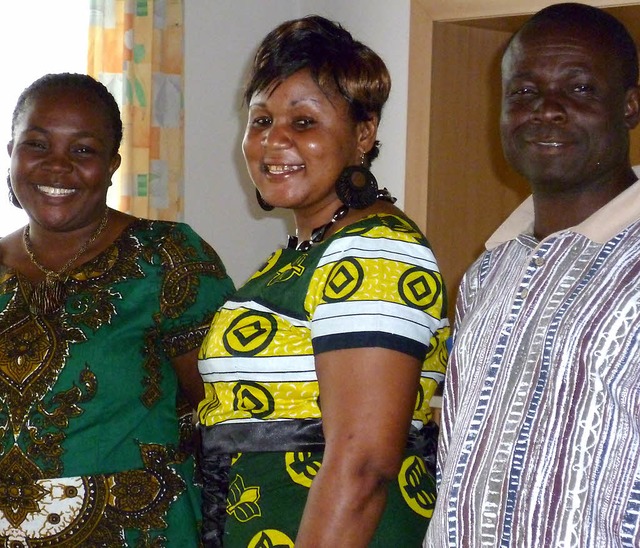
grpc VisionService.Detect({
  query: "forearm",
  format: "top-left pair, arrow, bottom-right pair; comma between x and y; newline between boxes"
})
296,462 -> 391,547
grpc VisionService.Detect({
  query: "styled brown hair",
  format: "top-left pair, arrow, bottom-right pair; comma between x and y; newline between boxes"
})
244,15 -> 391,164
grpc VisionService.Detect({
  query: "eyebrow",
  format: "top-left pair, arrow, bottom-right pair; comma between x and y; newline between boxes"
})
21,125 -> 107,142
249,96 -> 323,109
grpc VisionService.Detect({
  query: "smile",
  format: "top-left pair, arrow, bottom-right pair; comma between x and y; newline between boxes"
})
37,185 -> 77,196
263,164 -> 304,174
536,141 -> 563,147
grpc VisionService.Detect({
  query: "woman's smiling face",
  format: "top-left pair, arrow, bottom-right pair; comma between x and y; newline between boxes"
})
8,86 -> 121,232
242,69 -> 373,219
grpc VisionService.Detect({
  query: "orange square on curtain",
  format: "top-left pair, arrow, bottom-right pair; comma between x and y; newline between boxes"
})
159,128 -> 183,176
160,26 -> 183,75
132,107 -> 152,148
88,28 -> 125,74
149,126 -> 161,160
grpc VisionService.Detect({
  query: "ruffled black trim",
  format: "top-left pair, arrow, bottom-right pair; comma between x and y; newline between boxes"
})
200,452 -> 231,547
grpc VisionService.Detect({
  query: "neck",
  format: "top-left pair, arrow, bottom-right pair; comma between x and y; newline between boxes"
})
289,203 -> 349,252
532,172 -> 637,238
24,209 -> 110,275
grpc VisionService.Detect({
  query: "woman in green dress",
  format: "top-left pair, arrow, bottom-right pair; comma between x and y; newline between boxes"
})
0,73 -> 235,546
198,16 -> 449,547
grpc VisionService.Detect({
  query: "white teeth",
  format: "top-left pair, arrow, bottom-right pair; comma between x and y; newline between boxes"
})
37,185 -> 76,196
265,164 -> 304,174
539,142 -> 561,147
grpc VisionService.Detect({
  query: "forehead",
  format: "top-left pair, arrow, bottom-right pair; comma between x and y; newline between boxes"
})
251,69 -> 343,108
25,86 -> 101,111
16,87 -> 112,130
502,21 -> 621,80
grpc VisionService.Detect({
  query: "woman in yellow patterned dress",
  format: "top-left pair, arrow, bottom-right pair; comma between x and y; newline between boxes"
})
197,16 -> 449,547
0,73 -> 235,546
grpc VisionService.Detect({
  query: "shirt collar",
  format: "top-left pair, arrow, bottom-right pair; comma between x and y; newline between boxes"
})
486,166 -> 640,250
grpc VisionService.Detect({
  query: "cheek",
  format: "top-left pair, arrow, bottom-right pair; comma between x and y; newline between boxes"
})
242,134 -> 261,162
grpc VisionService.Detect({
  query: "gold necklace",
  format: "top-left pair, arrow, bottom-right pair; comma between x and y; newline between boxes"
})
23,209 -> 110,316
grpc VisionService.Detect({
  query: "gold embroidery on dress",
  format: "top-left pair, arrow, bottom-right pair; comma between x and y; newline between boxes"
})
0,222 -> 205,544
0,443 -> 185,545
141,226 -> 225,407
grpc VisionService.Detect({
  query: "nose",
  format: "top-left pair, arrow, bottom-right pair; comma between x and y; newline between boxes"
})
42,149 -> 73,173
261,122 -> 291,149
531,92 -> 568,124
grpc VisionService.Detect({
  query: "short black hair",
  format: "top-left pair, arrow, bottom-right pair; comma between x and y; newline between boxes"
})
513,3 -> 639,89
11,72 -> 123,156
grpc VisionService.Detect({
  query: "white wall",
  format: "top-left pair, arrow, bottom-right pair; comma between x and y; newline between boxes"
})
184,1 -> 410,285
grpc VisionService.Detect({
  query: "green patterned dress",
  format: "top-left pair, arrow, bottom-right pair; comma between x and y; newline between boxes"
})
0,219 -> 234,546
198,213 -> 449,547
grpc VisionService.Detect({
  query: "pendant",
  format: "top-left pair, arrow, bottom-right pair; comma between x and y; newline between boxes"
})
29,275 -> 67,316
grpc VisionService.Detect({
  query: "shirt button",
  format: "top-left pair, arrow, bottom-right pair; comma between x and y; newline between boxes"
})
519,288 -> 528,299
534,257 -> 545,266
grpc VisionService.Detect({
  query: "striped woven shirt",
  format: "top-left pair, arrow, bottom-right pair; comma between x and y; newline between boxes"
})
425,176 -> 640,547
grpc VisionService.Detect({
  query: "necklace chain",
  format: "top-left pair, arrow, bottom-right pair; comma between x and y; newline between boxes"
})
288,205 -> 349,252
286,188 -> 396,252
23,209 -> 110,279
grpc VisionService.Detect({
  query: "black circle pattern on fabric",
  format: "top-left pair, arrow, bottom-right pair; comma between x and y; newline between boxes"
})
398,267 -> 442,311
322,258 -> 365,302
223,310 -> 278,356
232,381 -> 276,419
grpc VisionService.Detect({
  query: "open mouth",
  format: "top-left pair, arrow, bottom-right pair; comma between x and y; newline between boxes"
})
535,141 -> 564,147
263,164 -> 305,175
37,185 -> 77,196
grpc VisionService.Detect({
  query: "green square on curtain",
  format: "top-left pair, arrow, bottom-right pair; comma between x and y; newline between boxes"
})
136,1 -> 149,17
137,174 -> 148,197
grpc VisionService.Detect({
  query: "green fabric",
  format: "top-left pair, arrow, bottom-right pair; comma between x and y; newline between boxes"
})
0,219 -> 234,546
223,451 -> 434,547
199,213 -> 447,545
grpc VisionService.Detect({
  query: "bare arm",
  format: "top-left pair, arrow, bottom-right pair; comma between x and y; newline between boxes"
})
295,347 -> 421,547
171,347 -> 205,409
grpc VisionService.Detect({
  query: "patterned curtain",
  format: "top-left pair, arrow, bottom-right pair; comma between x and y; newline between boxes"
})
88,0 -> 185,221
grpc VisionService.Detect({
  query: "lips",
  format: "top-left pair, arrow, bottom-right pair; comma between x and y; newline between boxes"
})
522,129 -> 574,148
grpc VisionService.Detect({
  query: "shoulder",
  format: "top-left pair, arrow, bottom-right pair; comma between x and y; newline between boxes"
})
459,241 -> 517,300
339,212 -> 426,240
0,227 -> 27,272
127,219 -> 200,246
139,220 -> 231,279
330,212 -> 437,264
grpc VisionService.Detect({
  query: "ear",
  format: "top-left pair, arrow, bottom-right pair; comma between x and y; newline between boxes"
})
624,85 -> 640,129
356,115 -> 379,155
109,153 -> 122,178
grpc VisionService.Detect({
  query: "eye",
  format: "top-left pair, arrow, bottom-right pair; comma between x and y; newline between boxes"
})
250,115 -> 271,128
293,117 -> 314,129
510,86 -> 537,96
572,83 -> 595,94
22,140 -> 47,150
72,145 -> 97,155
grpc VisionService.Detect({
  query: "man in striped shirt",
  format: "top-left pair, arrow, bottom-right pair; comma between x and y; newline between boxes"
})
425,3 -> 640,546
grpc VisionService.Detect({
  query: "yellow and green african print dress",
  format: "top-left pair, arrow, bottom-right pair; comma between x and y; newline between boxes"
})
198,213 -> 449,547
0,220 -> 234,546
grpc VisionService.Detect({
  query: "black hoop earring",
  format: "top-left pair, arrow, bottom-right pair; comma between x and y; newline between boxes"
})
335,166 -> 379,209
7,173 -> 22,209
256,189 -> 274,211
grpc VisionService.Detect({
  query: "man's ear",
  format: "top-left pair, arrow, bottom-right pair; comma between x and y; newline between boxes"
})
624,86 -> 640,129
